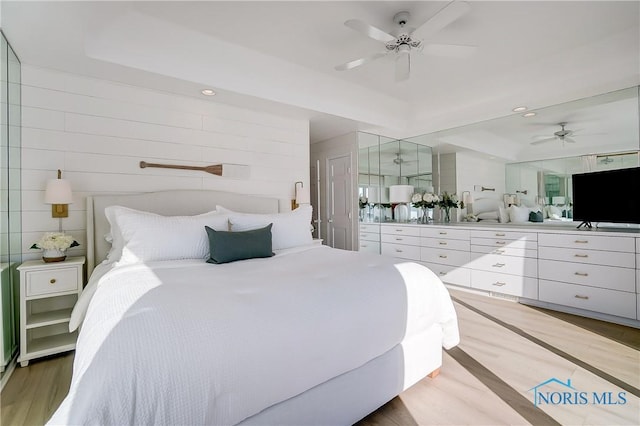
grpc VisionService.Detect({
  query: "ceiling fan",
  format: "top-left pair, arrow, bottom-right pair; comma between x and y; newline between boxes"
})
335,1 -> 476,81
531,122 -> 580,145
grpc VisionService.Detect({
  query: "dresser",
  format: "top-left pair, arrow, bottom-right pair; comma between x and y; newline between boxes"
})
363,221 -> 640,327
468,229 -> 538,299
17,256 -> 85,367
420,227 -> 471,288
358,223 -> 381,254
380,224 -> 421,261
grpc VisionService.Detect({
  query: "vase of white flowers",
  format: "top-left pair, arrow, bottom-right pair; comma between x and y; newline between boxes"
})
412,192 -> 439,223
438,192 -> 459,223
31,232 -> 79,262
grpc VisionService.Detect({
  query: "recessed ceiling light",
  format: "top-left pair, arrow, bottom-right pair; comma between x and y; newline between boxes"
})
201,89 -> 216,96
512,106 -> 527,112
522,112 -> 536,117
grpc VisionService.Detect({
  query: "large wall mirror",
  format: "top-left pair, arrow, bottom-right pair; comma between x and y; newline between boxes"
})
358,132 -> 432,223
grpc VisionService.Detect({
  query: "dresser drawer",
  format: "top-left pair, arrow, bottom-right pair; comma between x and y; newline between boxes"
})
538,260 -> 635,293
538,233 -> 635,252
422,262 -> 471,287
382,243 -> 421,261
539,280 -> 636,319
469,253 -> 538,278
471,237 -> 537,251
470,230 -> 537,241
421,247 -> 471,267
26,267 -> 79,297
538,246 -> 635,268
359,224 -> 380,233
380,225 -> 421,237
359,241 -> 380,254
471,244 -> 537,259
471,270 -> 538,299
421,227 -> 470,240
423,237 -> 470,251
359,232 -> 380,242
381,233 -> 421,246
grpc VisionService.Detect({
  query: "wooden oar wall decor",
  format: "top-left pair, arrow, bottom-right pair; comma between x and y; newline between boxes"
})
139,161 -> 250,178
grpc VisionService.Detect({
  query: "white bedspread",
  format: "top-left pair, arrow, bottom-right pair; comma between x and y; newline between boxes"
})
48,245 -> 459,425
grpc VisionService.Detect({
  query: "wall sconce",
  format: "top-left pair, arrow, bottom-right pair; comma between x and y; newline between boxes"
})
474,185 -> 495,192
45,169 -> 73,230
292,181 -> 310,210
504,194 -> 517,207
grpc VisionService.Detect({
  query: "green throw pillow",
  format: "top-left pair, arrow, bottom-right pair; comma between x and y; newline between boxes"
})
529,211 -> 544,223
205,224 -> 274,264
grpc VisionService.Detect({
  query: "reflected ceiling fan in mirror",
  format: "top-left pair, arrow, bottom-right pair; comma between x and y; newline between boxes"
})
531,122 -> 581,145
335,1 -> 476,81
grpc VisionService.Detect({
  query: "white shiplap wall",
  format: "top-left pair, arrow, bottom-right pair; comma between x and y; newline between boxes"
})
20,65 -> 310,260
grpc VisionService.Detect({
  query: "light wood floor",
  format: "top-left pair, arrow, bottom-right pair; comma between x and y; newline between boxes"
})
1,288 -> 639,426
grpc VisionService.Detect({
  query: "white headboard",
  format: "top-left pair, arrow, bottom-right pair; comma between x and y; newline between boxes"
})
86,190 -> 281,276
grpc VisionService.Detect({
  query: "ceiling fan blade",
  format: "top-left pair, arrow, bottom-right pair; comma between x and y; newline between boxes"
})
412,1 -> 471,41
344,19 -> 396,43
421,43 -> 477,58
395,52 -> 410,82
335,52 -> 387,71
563,137 -> 577,143
530,137 -> 556,146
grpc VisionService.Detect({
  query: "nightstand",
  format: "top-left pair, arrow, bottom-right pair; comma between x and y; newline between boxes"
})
17,256 -> 85,367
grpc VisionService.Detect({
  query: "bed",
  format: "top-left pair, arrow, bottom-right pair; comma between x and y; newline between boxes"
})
48,190 -> 459,425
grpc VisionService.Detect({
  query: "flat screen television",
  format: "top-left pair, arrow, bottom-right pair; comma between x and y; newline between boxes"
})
572,166 -> 640,227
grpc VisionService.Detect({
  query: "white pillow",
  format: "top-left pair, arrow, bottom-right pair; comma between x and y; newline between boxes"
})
105,206 -> 228,265
476,211 -> 499,221
104,206 -> 158,264
219,205 -> 313,250
545,205 -> 562,219
508,205 -> 532,223
498,206 -> 510,223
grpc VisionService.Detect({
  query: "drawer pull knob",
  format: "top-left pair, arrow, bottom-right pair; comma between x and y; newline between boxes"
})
439,272 -> 447,276
494,249 -> 505,254
493,282 -> 506,287
495,233 -> 506,237
439,255 -> 448,259
574,272 -> 589,277
395,229 -> 403,232
361,244 -> 368,247
495,241 -> 506,245
439,241 -> 447,245
574,254 -> 589,258
439,232 -> 447,235
49,278 -> 56,284
492,263 -> 505,268
574,295 -> 589,300
395,238 -> 403,241
395,249 -> 403,253
574,240 -> 589,244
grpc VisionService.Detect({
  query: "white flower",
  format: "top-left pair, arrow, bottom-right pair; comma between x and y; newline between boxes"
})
411,193 -> 423,203
31,232 -> 78,251
423,193 -> 435,203
432,194 -> 440,202
359,196 -> 368,203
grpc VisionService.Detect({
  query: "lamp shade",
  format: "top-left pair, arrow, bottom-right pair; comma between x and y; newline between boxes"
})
45,179 -> 73,204
552,196 -> 566,205
367,187 -> 380,203
389,185 -> 414,203
295,184 -> 310,204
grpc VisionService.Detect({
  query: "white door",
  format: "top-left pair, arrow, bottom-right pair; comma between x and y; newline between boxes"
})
327,154 -> 352,250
